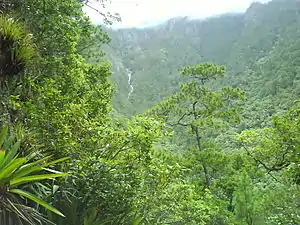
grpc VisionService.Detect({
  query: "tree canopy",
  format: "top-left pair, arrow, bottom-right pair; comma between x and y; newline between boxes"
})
0,0 -> 299,224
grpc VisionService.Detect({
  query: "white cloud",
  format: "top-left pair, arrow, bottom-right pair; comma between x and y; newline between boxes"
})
83,0 -> 267,28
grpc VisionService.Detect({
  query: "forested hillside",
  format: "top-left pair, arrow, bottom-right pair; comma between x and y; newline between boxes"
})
107,0 -> 300,121
0,0 -> 299,224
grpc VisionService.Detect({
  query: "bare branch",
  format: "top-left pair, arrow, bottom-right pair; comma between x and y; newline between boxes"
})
84,2 -> 107,18
168,112 -> 192,127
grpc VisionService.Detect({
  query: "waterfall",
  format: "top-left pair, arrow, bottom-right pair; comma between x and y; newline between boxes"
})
126,68 -> 134,99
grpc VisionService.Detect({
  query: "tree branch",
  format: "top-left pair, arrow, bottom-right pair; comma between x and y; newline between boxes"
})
168,112 -> 192,127
84,2 -> 107,18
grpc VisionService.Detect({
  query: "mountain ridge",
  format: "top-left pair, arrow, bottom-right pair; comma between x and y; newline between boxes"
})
105,0 -> 300,124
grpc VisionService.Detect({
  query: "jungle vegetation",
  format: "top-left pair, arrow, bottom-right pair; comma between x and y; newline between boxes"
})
0,0 -> 299,224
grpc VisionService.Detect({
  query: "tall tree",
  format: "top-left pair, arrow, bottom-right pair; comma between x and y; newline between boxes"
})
148,62 -> 244,187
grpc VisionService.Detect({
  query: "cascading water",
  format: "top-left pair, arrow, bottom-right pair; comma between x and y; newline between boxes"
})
126,68 -> 134,99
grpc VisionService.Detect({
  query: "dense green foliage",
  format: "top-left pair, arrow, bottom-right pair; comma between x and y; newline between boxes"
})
0,0 -> 299,224
108,0 -> 300,119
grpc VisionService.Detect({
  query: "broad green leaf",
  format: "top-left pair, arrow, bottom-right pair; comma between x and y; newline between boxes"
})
84,207 -> 98,225
43,168 -> 65,174
0,149 -> 6,168
2,140 -> 21,167
9,189 -> 65,217
0,124 -> 8,147
10,140 -> 21,157
10,173 -> 68,187
131,217 -> 143,225
12,155 -> 54,179
0,158 -> 26,181
3,135 -> 15,150
43,157 -> 70,167
12,165 -> 43,180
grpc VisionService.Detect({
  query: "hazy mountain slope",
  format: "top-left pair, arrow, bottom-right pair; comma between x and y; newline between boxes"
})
226,0 -> 300,128
106,0 -> 300,120
106,14 -> 244,114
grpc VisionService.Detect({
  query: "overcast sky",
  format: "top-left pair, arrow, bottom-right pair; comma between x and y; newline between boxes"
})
83,0 -> 269,28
